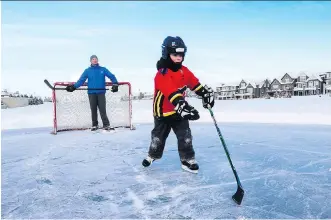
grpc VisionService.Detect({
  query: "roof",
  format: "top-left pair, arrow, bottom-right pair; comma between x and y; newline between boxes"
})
247,82 -> 257,88
270,78 -> 281,85
280,73 -> 294,80
225,81 -> 241,87
317,72 -> 331,77
306,74 -> 322,82
297,71 -> 309,77
216,81 -> 241,88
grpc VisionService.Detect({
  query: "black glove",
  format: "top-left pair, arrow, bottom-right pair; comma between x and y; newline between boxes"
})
66,85 -> 76,92
111,84 -> 118,92
174,100 -> 200,121
201,85 -> 215,109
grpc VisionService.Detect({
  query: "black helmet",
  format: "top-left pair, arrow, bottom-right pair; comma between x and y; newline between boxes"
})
161,36 -> 187,59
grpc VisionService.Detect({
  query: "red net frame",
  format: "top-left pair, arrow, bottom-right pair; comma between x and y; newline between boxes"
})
52,81 -> 133,134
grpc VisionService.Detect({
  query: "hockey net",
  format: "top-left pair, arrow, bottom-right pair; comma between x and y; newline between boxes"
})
52,82 -> 133,134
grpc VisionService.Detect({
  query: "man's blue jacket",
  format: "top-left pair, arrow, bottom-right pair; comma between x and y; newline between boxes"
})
74,64 -> 118,94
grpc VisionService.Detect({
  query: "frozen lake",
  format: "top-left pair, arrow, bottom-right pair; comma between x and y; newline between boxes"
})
2,95 -> 331,218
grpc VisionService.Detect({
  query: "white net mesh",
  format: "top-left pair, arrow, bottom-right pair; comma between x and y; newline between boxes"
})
53,82 -> 132,133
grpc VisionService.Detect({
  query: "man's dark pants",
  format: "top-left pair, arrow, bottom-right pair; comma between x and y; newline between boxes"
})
148,116 -> 195,162
88,93 -> 110,127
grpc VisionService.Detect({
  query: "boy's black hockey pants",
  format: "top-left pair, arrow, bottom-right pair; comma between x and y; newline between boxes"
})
148,116 -> 195,162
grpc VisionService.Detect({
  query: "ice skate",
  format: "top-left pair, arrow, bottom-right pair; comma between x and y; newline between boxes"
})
142,155 -> 155,167
91,126 -> 98,131
103,125 -> 115,131
181,159 -> 199,174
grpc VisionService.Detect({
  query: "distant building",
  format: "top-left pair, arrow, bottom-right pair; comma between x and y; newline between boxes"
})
215,82 -> 239,100
1,89 -> 11,97
305,74 -> 323,95
259,79 -> 272,98
319,72 -> 331,95
294,72 -> 309,96
214,71 -> 331,100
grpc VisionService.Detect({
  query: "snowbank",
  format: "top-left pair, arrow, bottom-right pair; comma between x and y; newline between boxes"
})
2,95 -> 331,130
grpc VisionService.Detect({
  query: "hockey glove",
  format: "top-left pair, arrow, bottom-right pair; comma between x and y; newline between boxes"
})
111,84 -> 118,92
174,100 -> 200,121
201,85 -> 215,109
66,85 -> 76,92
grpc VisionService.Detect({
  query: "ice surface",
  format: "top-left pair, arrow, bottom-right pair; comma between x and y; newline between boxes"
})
2,95 -> 331,218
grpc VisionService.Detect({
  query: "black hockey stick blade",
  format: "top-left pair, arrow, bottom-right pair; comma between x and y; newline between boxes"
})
44,79 -> 55,90
232,184 -> 244,205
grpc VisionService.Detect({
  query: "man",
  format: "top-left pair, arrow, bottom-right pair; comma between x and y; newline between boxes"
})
66,55 -> 119,131
142,36 -> 215,173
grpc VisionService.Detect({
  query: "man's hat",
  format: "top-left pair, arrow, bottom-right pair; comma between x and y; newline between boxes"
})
90,55 -> 98,61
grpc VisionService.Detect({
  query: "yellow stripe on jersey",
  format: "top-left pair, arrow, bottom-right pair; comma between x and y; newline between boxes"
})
153,91 -> 161,116
156,93 -> 164,117
194,84 -> 203,92
163,111 -> 176,117
169,93 -> 183,103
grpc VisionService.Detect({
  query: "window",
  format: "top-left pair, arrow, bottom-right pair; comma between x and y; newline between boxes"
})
247,88 -> 253,94
300,76 -> 305,82
240,82 -> 246,88
273,84 -> 279,89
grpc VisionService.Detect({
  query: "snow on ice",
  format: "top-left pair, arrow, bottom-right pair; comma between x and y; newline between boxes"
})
1,95 -> 331,218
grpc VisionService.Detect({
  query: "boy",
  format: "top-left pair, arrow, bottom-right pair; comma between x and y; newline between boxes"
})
66,55 -> 119,131
142,36 -> 215,173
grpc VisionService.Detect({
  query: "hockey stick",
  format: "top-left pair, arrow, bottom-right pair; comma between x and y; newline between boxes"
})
44,79 -> 109,91
208,107 -> 244,205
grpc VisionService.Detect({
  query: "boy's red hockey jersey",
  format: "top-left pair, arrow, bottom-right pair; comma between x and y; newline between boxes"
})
153,65 -> 204,118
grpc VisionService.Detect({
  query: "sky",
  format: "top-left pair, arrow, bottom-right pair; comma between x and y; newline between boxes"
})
1,1 -> 331,96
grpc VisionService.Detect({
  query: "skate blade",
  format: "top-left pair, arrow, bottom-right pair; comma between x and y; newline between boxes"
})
181,165 -> 198,174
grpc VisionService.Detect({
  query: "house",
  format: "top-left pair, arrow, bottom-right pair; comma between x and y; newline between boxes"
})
251,82 -> 260,98
294,72 -> 309,96
235,79 -> 248,99
235,79 -> 256,99
1,90 -> 11,97
215,83 -> 225,100
305,75 -> 323,95
280,73 -> 296,97
215,82 -> 239,100
258,79 -> 271,98
267,73 -> 296,98
319,72 -> 331,95
269,78 -> 282,97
